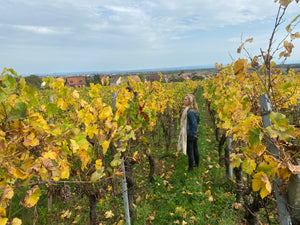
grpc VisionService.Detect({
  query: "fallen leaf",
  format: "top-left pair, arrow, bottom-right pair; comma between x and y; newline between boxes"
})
104,210 -> 114,219
205,190 -> 211,195
148,215 -> 155,221
61,210 -> 72,219
11,218 -> 22,225
232,203 -> 243,210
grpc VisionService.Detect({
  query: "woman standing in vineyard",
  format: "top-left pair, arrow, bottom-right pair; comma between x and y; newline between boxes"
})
177,94 -> 200,171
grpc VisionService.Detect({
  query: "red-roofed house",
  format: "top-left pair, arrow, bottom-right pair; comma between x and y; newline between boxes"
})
181,73 -> 190,80
65,77 -> 86,88
148,75 -> 161,82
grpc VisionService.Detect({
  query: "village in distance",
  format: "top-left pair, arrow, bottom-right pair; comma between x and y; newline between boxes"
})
23,66 -> 218,89
22,63 -> 300,89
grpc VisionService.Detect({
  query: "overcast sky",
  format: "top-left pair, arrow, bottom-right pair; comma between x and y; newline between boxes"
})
1,0 -> 300,75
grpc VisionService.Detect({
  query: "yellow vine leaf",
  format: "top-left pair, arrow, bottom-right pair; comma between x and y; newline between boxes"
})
14,167 -> 29,180
58,161 -> 70,179
133,151 -> 141,163
21,185 -> 41,208
99,106 -> 113,120
276,166 -> 291,179
252,172 -> 263,192
102,140 -> 110,155
30,113 -> 49,130
42,150 -> 58,161
252,145 -> 266,156
252,172 -> 272,199
70,139 -> 79,153
0,208 -> 5,217
0,218 -> 8,225
23,133 -> 39,147
230,153 -> 243,168
90,167 -> 104,182
257,161 -> 277,178
71,90 -> 79,99
110,154 -> 122,167
52,78 -> 65,89
242,158 -> 256,175
78,148 -> 90,171
88,83 -> 101,98
39,167 -> 48,181
95,159 -> 103,170
20,157 -> 35,173
57,98 -> 68,110
261,174 -> 272,198
264,155 -> 279,166
0,185 -> 14,208
86,125 -> 98,139
105,120 -> 113,130
19,77 -> 26,90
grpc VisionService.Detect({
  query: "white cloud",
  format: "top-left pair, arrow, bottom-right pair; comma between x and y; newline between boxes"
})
12,25 -> 58,34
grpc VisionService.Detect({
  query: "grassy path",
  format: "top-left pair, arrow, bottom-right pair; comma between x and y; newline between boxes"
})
134,87 -> 240,224
13,86 -> 241,225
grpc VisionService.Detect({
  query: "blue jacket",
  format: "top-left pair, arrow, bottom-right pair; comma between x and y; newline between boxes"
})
187,109 -> 200,137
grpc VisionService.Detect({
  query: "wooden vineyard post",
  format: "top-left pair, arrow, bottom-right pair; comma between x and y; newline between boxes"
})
225,82 -> 233,180
259,94 -> 292,225
48,94 -> 54,212
226,134 -> 233,180
287,172 -> 300,223
297,99 -> 300,126
287,100 -> 300,224
112,92 -> 131,225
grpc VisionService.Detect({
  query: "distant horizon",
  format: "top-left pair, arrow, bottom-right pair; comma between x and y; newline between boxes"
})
20,64 -> 217,77
20,60 -> 300,77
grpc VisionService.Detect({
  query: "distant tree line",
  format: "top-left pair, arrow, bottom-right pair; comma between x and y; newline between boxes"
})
24,75 -> 43,90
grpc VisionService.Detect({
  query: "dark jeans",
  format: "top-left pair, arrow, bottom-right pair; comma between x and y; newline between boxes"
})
187,137 -> 199,171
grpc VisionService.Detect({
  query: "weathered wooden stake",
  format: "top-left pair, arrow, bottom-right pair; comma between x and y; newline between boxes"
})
227,134 -> 233,180
112,92 -> 131,225
48,94 -> 54,212
259,94 -> 292,225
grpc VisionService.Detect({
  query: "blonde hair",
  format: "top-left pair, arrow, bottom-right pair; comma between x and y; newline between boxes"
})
186,94 -> 199,113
